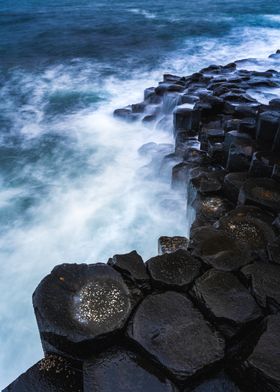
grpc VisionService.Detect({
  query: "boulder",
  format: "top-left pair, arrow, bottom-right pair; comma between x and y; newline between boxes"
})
33,263 -> 133,359
127,291 -> 225,381
241,262 -> 280,311
190,227 -> 252,271
3,355 -> 82,392
83,347 -> 178,392
113,108 -> 138,122
146,249 -> 202,290
193,270 -> 262,337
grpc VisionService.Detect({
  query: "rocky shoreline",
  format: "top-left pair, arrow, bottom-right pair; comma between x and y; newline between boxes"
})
4,51 -> 280,392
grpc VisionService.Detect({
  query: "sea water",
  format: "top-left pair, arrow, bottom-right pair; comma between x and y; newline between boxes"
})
0,0 -> 280,388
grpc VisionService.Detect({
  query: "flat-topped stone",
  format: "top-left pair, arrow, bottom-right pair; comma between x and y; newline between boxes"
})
215,206 -> 275,250
193,270 -> 262,337
33,263 -> 133,358
190,227 -> 252,271
127,291 -> 225,381
146,249 -> 202,290
83,347 -> 178,392
238,177 -> 280,213
241,262 -> 280,310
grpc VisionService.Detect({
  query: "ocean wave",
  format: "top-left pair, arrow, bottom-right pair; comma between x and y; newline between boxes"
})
128,8 -> 157,19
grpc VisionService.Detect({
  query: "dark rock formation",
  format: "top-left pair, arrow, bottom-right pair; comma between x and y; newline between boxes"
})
241,262 -> 280,311
190,226 -> 252,271
193,269 -> 262,337
33,263 -> 134,359
83,347 -> 178,392
6,52 -> 280,392
127,291 -> 225,381
3,355 -> 83,392
231,315 -> 280,392
108,250 -> 150,289
146,249 -> 202,290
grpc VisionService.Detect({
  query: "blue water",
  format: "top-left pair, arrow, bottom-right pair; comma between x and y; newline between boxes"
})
0,0 -> 280,388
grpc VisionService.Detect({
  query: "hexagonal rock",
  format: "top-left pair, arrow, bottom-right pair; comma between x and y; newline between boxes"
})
108,250 -> 150,287
127,291 -> 225,381
238,178 -> 280,213
146,249 -> 202,290
193,270 -> 262,337
236,315 -> 280,392
191,195 -> 233,227
186,372 -> 241,392
190,227 -> 252,271
3,355 -> 82,392
33,263 -> 133,359
215,206 -> 275,250
241,262 -> 280,310
158,236 -> 189,255
83,347 -> 178,392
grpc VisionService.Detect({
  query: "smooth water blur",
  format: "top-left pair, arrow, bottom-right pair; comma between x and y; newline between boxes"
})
0,0 -> 280,388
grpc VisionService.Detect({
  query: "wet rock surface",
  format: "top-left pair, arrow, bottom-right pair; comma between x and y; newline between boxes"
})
83,347 -> 178,392
127,291 -> 225,381
193,270 -> 262,337
241,262 -> 280,310
33,263 -> 133,358
7,52 -> 280,391
190,226 -> 252,271
3,355 -> 83,392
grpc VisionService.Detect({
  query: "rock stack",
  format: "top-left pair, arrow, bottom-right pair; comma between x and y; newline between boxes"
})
4,52 -> 280,392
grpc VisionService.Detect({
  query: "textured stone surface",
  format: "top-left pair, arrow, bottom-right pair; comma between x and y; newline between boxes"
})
236,315 -> 280,392
241,262 -> 280,310
146,249 -> 202,290
238,177 -> 280,213
193,270 -> 262,337
127,291 -> 225,381
215,206 -> 275,250
190,227 -> 252,271
33,263 -> 133,358
83,347 -> 178,392
3,355 -> 82,392
187,372 -> 241,392
108,250 -> 150,285
158,236 -> 189,255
